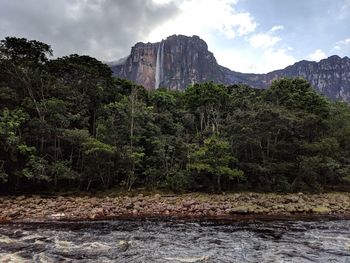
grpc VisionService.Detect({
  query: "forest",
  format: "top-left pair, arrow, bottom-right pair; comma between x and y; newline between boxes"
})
1,36 -> 350,193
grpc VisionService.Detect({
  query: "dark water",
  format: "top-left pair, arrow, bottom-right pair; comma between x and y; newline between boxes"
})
0,219 -> 350,263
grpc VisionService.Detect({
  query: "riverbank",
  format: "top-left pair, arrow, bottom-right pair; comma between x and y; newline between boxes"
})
1,192 -> 350,223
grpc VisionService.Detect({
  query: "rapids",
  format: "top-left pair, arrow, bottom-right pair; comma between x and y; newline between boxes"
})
0,219 -> 349,262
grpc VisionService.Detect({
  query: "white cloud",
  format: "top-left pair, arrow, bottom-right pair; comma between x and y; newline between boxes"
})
215,49 -> 251,72
216,47 -> 296,74
307,49 -> 327,61
332,38 -> 350,51
152,0 -> 174,4
262,48 -> 296,72
271,25 -> 284,32
249,25 -> 283,49
148,0 -> 257,41
337,38 -> 350,45
340,0 -> 350,18
148,1 -> 294,74
250,33 -> 281,49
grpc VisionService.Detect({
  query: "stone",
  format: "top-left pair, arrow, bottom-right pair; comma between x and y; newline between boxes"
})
124,203 -> 134,209
229,206 -> 249,214
312,206 -> 331,214
182,199 -> 196,208
285,195 -> 299,203
8,210 -> 21,218
285,204 -> 296,213
50,213 -> 66,218
89,208 -> 105,219
16,195 -> 26,201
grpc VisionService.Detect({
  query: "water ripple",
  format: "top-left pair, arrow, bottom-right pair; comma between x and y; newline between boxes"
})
0,219 -> 349,262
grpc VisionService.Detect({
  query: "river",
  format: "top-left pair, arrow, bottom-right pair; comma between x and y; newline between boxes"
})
0,219 -> 349,262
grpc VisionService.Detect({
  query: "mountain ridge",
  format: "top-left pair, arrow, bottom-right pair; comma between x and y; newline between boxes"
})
111,35 -> 350,101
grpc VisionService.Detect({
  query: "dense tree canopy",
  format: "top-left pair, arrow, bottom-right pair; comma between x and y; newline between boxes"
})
1,37 -> 350,193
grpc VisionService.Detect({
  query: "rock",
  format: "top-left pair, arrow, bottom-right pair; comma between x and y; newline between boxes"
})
16,195 -> 26,201
124,203 -> 134,209
112,35 -> 350,102
285,195 -> 299,203
229,206 -> 249,214
89,208 -> 105,219
154,194 -> 161,200
50,213 -> 66,219
182,199 -> 196,208
89,197 -> 98,206
8,210 -> 21,218
312,206 -> 331,214
163,256 -> 209,262
112,35 -> 226,90
118,240 -> 132,252
284,204 -> 296,213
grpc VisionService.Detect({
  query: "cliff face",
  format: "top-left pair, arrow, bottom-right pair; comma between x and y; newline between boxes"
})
260,56 -> 350,101
111,35 -> 225,90
111,35 -> 350,101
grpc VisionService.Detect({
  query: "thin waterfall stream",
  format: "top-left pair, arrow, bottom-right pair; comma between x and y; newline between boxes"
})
155,41 -> 164,89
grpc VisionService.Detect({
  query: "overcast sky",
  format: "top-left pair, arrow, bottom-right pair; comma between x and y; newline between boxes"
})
0,0 -> 349,73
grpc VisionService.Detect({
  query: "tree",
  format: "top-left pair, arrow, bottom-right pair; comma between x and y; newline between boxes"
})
185,82 -> 229,135
47,54 -> 114,137
188,136 -> 243,191
0,37 -> 52,66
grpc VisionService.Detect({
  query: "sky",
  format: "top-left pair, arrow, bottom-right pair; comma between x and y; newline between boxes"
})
0,0 -> 349,73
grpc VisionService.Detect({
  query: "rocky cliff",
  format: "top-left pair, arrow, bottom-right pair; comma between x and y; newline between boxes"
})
237,55 -> 350,101
111,35 -> 225,90
111,35 -> 350,101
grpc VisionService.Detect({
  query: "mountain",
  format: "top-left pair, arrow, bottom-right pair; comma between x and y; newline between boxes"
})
111,35 -> 350,101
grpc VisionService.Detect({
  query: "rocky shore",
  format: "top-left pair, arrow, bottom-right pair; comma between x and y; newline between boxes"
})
1,192 -> 350,223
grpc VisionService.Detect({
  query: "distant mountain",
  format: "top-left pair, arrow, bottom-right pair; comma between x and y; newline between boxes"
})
111,35 -> 350,101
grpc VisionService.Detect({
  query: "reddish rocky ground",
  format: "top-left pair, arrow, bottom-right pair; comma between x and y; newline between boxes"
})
1,192 -> 350,223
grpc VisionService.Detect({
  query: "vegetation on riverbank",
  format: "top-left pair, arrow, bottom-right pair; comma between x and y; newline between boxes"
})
1,37 -> 350,193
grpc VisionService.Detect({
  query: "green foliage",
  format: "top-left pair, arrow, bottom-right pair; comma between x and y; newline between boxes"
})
0,108 -> 27,147
0,36 -> 349,193
20,155 -> 49,181
188,136 -> 243,191
265,78 -> 330,116
0,36 -> 52,65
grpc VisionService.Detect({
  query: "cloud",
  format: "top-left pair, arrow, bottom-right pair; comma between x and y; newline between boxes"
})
271,25 -> 284,32
249,33 -> 281,49
307,49 -> 327,61
262,48 -> 296,72
337,38 -> 350,46
216,47 -> 295,74
332,37 -> 350,52
249,25 -> 283,49
340,0 -> 350,18
148,0 -> 257,41
0,0 -> 179,61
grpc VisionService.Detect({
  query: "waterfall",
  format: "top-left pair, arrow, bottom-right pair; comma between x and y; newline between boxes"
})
155,41 -> 164,89
160,41 -> 164,84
